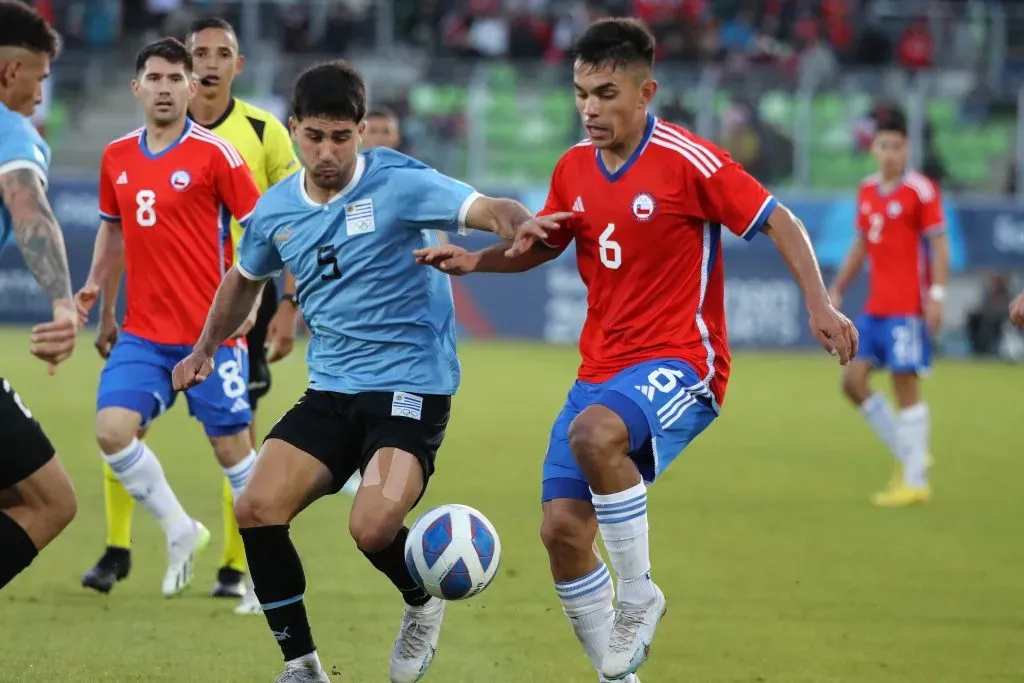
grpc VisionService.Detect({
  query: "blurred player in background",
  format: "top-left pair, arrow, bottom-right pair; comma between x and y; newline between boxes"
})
829,115 -> 949,508
0,0 -> 78,591
80,17 -> 300,614
76,37 -> 262,598
416,18 -> 856,681
362,106 -> 401,151
172,60 -> 557,683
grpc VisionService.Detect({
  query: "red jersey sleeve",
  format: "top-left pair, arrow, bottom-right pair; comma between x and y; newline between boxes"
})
540,154 -> 576,251
917,177 -> 945,236
212,142 -> 260,226
98,147 -> 121,222
684,149 -> 776,241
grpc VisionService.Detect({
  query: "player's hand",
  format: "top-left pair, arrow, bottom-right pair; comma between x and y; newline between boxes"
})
808,301 -> 859,365
30,301 -> 78,375
505,212 -> 573,257
266,301 -> 298,363
924,299 -> 943,335
172,351 -> 214,391
413,245 -> 479,275
826,286 -> 843,310
74,282 -> 100,324
1010,291 -> 1024,328
94,314 -> 119,359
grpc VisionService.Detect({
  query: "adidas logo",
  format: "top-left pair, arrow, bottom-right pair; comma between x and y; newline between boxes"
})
116,171 -> 128,185
572,196 -> 585,213
635,385 -> 655,401
230,397 -> 251,413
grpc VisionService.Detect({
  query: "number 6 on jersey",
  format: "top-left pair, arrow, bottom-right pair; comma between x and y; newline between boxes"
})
599,223 -> 621,269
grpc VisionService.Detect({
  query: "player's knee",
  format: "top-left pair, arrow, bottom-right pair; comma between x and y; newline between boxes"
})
23,462 -> 77,546
840,365 -> 869,404
349,506 -> 403,553
95,409 -> 140,455
568,408 -> 627,468
233,489 -> 286,528
540,506 -> 594,558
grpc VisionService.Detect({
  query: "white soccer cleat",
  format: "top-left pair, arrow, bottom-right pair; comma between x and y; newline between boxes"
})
389,597 -> 445,683
161,520 -> 211,597
601,675 -> 641,683
600,585 -> 667,680
234,577 -> 262,615
274,661 -> 330,682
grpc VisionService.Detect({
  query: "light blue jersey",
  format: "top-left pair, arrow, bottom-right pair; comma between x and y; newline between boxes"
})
0,102 -> 51,256
237,147 -> 480,395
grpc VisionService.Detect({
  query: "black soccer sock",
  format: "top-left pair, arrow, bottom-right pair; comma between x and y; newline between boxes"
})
362,526 -> 431,607
0,511 -> 39,591
239,525 -> 316,661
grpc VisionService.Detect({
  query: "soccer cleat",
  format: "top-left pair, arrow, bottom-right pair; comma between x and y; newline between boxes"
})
211,566 -> 246,598
273,662 -> 330,683
389,597 -> 446,683
872,483 -> 931,507
81,546 -> 131,594
601,675 -> 641,682
600,585 -> 667,680
162,520 -> 211,597
234,577 -> 262,615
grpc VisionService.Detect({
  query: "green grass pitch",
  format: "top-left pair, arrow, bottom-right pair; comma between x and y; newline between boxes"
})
1,328 -> 1023,682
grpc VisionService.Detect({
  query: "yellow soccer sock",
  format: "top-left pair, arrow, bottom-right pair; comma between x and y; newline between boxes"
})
103,461 -> 135,549
219,476 -> 247,573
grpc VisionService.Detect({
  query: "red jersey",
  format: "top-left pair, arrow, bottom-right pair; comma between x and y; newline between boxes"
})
542,115 -> 776,408
98,120 -> 260,346
856,171 -> 944,317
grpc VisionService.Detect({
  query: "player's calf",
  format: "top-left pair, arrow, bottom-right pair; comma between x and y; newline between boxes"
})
0,456 -> 77,590
541,498 -> 615,675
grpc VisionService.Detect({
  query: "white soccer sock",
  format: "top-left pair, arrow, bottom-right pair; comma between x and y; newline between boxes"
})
898,403 -> 930,487
223,450 -> 257,501
103,438 -> 192,541
591,482 -> 656,606
555,563 -> 615,671
286,651 -> 323,672
860,393 -> 903,464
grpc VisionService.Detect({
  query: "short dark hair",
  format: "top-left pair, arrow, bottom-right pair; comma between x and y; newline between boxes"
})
135,37 -> 193,75
292,61 -> 366,123
875,114 -> 908,137
0,0 -> 60,57
187,16 -> 237,44
366,106 -> 397,121
571,18 -> 655,71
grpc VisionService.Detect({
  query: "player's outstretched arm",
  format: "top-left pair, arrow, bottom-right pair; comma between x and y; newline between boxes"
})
463,196 -> 572,254
414,241 -> 560,275
175,266 -> 265,391
0,167 -> 78,371
764,203 -> 859,364
827,233 -> 867,309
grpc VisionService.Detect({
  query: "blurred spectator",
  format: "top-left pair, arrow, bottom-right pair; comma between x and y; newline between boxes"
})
796,24 -> 838,90
897,19 -> 934,71
967,274 -> 1012,357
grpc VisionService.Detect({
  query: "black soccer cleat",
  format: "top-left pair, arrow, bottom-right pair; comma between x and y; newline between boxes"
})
81,546 -> 131,594
211,566 -> 246,598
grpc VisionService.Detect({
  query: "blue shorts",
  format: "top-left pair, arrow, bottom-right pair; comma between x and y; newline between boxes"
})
857,314 -> 931,374
542,358 -> 718,502
96,332 -> 252,437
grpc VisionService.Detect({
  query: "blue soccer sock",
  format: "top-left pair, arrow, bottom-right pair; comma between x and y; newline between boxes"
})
592,482 -> 657,606
555,562 -> 615,671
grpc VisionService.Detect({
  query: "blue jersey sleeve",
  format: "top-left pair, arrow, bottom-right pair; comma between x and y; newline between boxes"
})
236,205 -> 284,280
399,167 -> 481,234
0,112 -> 49,184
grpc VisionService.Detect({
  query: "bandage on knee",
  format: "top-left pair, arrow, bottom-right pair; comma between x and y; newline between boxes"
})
361,448 -> 417,502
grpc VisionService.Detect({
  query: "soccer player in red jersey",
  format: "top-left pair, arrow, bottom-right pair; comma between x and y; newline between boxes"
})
416,19 -> 855,681
74,38 -> 263,597
829,115 -> 949,509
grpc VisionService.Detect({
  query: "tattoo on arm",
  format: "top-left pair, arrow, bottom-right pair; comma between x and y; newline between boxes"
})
0,169 -> 72,304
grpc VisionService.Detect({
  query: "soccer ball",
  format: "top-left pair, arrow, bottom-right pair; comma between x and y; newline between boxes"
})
404,504 -> 501,600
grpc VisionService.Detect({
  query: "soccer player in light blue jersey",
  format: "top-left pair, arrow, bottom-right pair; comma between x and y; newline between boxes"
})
0,0 -> 79,591
172,60 -> 565,683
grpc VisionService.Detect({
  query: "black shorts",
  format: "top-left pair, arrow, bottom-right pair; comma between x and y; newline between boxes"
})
0,377 -> 56,490
266,389 -> 451,496
246,278 -> 279,409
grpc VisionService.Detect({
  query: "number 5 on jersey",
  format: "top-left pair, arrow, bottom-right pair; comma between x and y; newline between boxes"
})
600,223 -> 622,269
136,189 -> 157,227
